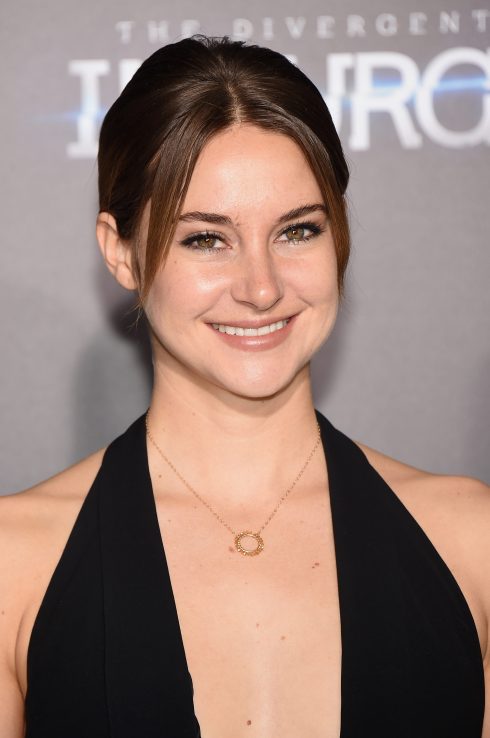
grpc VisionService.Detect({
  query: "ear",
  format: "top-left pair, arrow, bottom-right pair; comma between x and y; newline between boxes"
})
96,212 -> 138,291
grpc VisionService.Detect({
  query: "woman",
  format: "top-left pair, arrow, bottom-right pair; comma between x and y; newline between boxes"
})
0,35 -> 488,738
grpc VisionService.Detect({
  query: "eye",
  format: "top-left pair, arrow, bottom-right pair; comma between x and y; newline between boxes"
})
179,232 -> 224,252
279,222 -> 323,244
194,234 -> 218,250
284,225 -> 308,242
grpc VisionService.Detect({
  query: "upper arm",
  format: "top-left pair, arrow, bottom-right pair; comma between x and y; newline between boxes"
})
0,451 -> 106,737
358,445 -> 490,736
419,473 -> 490,738
0,497 -> 27,737
468,478 -> 490,738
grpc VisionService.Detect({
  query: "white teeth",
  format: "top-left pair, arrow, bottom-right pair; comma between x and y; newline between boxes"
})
211,319 -> 290,336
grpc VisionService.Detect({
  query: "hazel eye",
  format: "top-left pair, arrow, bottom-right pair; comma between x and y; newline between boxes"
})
194,235 -> 218,250
284,226 -> 307,242
180,231 -> 224,251
279,222 -> 322,243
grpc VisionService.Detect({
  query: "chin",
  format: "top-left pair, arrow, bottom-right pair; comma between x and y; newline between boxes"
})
211,364 -> 308,401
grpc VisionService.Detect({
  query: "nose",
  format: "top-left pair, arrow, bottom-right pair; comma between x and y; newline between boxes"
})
230,249 -> 284,312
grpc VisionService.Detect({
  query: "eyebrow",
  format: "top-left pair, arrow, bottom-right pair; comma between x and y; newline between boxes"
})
178,203 -> 328,227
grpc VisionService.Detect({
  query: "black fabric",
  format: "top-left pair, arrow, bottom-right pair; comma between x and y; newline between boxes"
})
24,411 -> 485,737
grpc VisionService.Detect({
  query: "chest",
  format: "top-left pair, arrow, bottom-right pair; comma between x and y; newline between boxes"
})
155,489 -> 342,738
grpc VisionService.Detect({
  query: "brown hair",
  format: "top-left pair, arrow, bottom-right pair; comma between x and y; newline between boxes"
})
98,35 -> 350,304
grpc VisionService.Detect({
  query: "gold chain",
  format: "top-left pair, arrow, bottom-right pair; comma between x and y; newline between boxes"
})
145,411 -> 322,556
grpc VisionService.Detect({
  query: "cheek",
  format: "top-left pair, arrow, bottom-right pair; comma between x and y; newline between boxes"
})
295,247 -> 338,305
143,268 -> 178,329
144,263 -> 228,326
318,241 -> 339,298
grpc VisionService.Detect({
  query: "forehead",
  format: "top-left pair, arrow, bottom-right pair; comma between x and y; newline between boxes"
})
182,124 -> 322,217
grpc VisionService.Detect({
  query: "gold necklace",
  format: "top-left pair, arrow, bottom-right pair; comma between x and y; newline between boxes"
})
145,411 -> 322,557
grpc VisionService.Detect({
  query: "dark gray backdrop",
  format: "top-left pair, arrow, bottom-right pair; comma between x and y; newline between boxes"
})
1,0 -> 489,493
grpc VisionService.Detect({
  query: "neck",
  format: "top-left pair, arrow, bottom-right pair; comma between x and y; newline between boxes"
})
146,362 -> 322,510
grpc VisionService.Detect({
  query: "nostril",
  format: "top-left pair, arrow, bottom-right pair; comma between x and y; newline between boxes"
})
231,270 -> 284,311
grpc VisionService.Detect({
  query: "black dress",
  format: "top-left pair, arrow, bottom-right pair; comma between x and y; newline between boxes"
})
24,411 -> 485,737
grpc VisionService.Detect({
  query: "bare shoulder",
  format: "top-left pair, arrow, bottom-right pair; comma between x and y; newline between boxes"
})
0,445 -> 107,600
0,447 -> 107,706
355,439 -> 490,655
354,439 -> 490,517
0,446 -> 107,552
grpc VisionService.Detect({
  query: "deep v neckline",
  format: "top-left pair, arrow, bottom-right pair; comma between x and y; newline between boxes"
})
89,410 -> 485,736
97,410 -> 346,736
141,409 -> 345,737
24,410 -> 484,737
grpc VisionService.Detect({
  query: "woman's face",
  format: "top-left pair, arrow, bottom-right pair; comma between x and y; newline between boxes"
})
143,123 -> 339,400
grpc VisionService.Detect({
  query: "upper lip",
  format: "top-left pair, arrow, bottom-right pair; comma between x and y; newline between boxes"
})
208,315 -> 295,329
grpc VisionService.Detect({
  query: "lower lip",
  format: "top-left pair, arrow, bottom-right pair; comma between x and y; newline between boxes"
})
207,315 -> 297,351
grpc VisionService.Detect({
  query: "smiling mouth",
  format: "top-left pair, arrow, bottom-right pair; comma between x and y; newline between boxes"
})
211,318 -> 291,337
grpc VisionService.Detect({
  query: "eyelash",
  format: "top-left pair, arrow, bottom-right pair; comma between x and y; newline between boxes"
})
179,221 -> 325,253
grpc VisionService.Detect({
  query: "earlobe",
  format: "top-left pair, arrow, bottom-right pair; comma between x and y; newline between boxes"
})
96,212 -> 138,291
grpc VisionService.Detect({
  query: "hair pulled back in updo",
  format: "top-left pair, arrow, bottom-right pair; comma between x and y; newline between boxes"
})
98,35 -> 350,303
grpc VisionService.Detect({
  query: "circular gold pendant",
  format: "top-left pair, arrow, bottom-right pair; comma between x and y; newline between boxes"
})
234,531 -> 264,556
